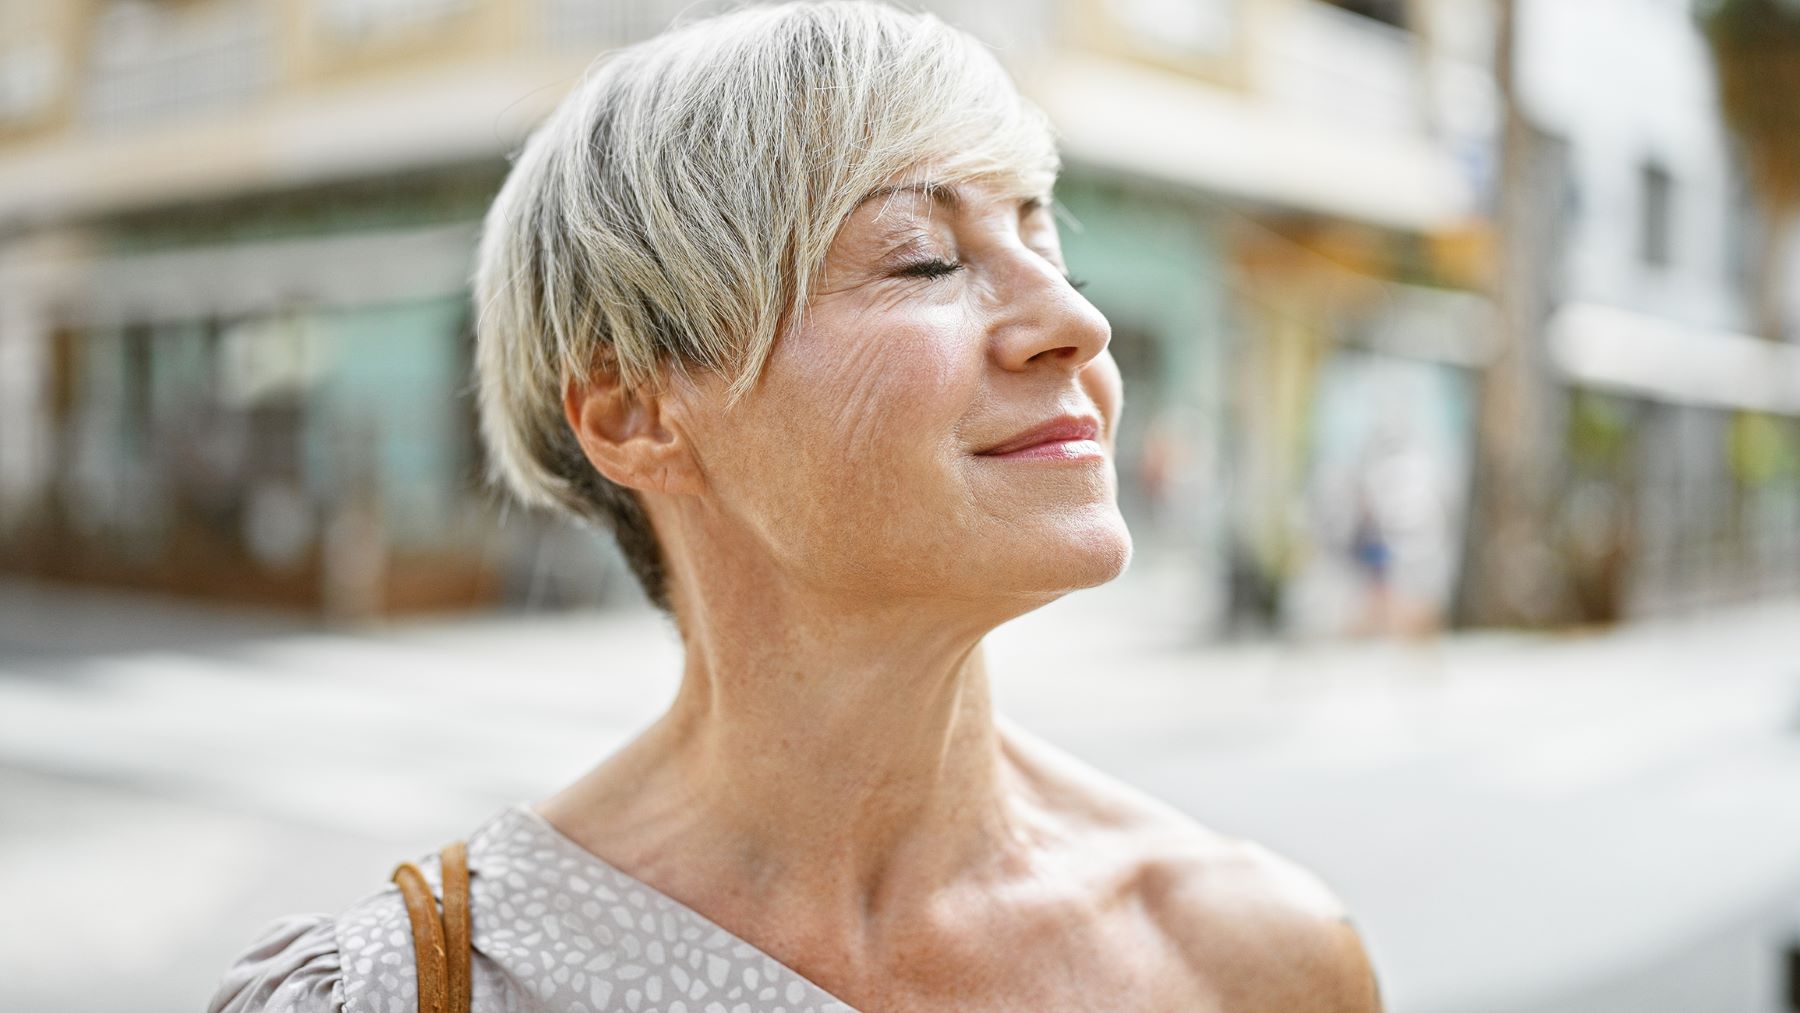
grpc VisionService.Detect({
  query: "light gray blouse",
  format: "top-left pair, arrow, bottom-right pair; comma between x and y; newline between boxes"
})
207,803 -> 858,1013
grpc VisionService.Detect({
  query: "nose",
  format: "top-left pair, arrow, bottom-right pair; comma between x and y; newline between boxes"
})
988,257 -> 1111,374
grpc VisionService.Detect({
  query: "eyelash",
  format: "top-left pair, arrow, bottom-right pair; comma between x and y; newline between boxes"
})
897,258 -> 1092,292
899,258 -> 964,279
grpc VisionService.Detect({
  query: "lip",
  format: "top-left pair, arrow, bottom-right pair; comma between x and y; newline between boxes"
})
975,414 -> 1104,459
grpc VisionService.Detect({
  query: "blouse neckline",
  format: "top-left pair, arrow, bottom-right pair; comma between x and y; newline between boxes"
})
501,802 -> 861,1012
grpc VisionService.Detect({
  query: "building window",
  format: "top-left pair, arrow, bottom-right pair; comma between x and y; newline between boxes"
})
1723,155 -> 1760,298
0,36 -> 61,128
317,0 -> 474,42
540,0 -> 692,48
84,1 -> 274,128
1112,0 -> 1239,59
1319,0 -> 1409,29
1640,161 -> 1674,268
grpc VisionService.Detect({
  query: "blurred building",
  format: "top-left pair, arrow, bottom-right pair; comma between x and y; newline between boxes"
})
1038,0 -> 1496,637
0,0 -> 1499,625
0,0 -> 1785,627
1050,0 -> 1800,632
0,0 -> 669,615
1512,0 -> 1800,619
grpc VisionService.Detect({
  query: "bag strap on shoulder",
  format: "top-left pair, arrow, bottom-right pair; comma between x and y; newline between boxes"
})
391,841 -> 472,1013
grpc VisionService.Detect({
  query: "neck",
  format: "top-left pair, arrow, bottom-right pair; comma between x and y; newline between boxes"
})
670,610 -> 1010,894
542,545 -> 1036,944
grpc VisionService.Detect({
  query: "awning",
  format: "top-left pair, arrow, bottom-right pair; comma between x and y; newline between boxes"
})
0,58 -> 582,228
1548,302 -> 1800,415
64,222 -> 481,327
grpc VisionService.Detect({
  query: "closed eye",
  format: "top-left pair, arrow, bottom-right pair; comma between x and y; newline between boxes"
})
897,258 -> 964,279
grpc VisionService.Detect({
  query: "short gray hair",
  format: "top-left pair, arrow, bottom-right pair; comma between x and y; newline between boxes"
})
472,0 -> 1059,611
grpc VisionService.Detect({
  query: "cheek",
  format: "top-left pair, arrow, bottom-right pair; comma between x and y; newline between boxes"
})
784,306 -> 971,464
721,306 -> 978,573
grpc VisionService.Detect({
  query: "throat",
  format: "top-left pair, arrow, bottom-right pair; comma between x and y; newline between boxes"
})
541,634 -> 1026,952
666,638 -> 1017,897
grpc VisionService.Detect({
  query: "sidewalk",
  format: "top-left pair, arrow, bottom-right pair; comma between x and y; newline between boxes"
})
1,574 -> 1797,1013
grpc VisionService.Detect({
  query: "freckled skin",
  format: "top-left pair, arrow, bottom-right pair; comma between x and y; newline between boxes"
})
548,176 -> 1383,1012
670,180 -> 1130,616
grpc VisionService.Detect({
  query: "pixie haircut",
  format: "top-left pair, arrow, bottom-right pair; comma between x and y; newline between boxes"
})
472,0 -> 1060,612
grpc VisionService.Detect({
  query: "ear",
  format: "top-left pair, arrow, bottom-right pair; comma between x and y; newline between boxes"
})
562,365 -> 704,497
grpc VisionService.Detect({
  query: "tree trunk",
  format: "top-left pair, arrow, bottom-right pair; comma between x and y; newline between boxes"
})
1454,0 -> 1576,627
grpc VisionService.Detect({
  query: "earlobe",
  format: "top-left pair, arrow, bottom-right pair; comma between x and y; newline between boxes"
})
562,370 -> 702,496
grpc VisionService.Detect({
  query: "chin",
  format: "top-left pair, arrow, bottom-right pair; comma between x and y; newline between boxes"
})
1013,503 -> 1134,593
1074,509 -> 1135,586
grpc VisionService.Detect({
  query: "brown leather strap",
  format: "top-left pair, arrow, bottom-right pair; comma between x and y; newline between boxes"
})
391,860 -> 449,1013
439,842 -> 472,1013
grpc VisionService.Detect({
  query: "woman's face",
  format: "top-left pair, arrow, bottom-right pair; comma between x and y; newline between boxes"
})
672,173 -> 1130,614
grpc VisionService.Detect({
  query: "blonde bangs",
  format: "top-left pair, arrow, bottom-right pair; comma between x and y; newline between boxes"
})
471,1 -> 1058,606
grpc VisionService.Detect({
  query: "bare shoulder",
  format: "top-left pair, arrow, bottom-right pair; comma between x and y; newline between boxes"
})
1140,833 -> 1385,1012
999,721 -> 1385,1012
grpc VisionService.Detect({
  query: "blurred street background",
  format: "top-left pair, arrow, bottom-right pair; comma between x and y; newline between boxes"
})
1,0 -> 1798,1011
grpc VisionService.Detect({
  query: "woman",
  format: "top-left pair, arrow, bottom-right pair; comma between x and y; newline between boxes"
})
210,3 -> 1383,1010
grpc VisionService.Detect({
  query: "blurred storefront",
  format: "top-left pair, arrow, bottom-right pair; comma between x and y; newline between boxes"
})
1516,0 -> 1800,620
0,0 -> 1501,626
0,0 -> 645,616
11,177 -> 503,615
1227,223 -> 1489,638
1039,0 -> 1494,637
1048,0 -> 1800,632
1,0 -> 1788,628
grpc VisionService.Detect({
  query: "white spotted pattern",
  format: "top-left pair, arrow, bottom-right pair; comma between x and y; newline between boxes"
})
210,804 -> 858,1013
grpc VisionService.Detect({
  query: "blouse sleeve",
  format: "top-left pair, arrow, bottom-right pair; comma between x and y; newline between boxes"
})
206,913 -> 345,1013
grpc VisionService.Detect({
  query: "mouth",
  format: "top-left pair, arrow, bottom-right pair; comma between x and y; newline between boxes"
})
975,414 -> 1105,461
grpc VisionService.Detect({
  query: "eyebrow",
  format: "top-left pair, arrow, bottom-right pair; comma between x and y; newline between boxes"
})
859,181 -> 961,215
855,182 -> 1052,217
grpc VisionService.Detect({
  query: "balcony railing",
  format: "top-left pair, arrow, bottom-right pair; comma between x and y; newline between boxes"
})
1252,0 -> 1427,136
83,2 -> 275,130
